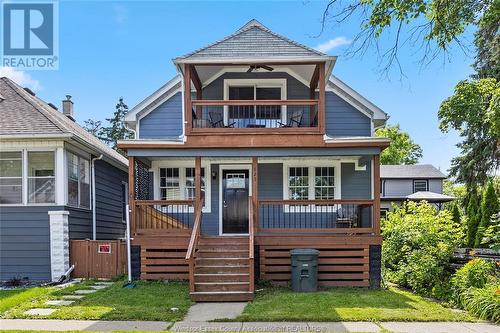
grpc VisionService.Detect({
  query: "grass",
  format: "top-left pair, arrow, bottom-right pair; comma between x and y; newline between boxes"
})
235,286 -> 475,322
1,280 -> 192,322
0,287 -> 51,315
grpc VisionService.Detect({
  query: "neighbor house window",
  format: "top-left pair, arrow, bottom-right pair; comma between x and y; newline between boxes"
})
67,152 -> 90,208
28,151 -> 55,204
0,151 -> 23,204
413,180 -> 428,193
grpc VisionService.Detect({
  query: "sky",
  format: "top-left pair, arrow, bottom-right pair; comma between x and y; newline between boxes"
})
1,1 -> 476,173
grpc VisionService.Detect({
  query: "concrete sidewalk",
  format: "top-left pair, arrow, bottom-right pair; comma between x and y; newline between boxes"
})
1,319 -> 499,332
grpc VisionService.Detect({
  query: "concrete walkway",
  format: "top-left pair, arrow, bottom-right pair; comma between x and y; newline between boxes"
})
184,302 -> 247,321
1,319 -> 499,332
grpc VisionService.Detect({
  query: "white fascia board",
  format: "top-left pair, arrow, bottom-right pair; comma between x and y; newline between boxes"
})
125,75 -> 182,123
328,75 -> 388,121
323,135 -> 390,144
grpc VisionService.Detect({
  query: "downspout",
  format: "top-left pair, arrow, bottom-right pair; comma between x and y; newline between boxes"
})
91,154 -> 103,240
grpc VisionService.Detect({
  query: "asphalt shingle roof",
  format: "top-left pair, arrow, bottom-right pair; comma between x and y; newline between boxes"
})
380,164 -> 447,179
0,77 -> 128,167
177,19 -> 326,60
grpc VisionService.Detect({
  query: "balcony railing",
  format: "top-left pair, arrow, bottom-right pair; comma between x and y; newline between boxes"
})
258,199 -> 374,234
191,99 -> 319,130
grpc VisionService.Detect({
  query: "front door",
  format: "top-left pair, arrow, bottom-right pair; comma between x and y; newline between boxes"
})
222,170 -> 249,234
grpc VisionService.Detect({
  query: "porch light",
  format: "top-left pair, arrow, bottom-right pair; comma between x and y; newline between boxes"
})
211,171 -> 217,180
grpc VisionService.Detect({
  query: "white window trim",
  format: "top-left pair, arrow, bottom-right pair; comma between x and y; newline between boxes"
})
66,150 -> 91,210
223,78 -> 287,126
282,159 -> 341,212
153,159 -> 211,213
0,148 -> 60,207
413,179 -> 429,193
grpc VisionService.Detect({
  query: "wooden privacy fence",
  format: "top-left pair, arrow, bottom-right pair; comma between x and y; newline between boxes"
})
70,240 -> 127,279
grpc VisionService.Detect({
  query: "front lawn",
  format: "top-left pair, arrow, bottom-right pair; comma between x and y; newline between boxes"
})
1,280 -> 192,322
236,286 -> 475,322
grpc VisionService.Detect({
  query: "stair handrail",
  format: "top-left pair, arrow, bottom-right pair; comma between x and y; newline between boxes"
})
186,198 -> 203,293
248,197 -> 255,292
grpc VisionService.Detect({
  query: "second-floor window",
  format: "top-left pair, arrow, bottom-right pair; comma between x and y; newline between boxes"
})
413,179 -> 428,193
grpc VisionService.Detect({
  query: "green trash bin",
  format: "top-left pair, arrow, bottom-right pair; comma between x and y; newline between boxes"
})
290,248 -> 320,292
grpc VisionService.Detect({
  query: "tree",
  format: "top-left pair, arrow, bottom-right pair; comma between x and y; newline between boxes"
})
318,0 -> 497,75
100,97 -> 133,156
83,119 -> 104,138
474,181 -> 500,247
375,124 -> 423,165
438,79 -> 500,193
473,0 -> 500,80
451,203 -> 462,228
466,194 -> 480,247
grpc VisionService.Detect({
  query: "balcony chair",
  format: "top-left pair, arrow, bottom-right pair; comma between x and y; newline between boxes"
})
335,206 -> 359,228
209,111 -> 236,128
278,109 -> 304,128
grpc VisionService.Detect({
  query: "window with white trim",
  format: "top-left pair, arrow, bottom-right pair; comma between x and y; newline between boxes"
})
0,151 -> 23,204
285,164 -> 340,201
159,167 -> 207,207
67,152 -> 90,209
28,151 -> 56,204
413,179 -> 428,193
288,167 -> 309,200
314,167 -> 335,200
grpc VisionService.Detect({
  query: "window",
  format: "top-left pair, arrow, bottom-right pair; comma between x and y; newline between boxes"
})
288,167 -> 309,200
380,208 -> 389,218
28,151 -> 55,204
413,180 -> 428,193
315,167 -> 335,200
67,152 -> 90,208
158,166 -> 209,210
0,151 -> 23,204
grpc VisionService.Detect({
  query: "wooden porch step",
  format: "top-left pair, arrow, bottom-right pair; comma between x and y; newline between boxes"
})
195,282 -> 249,292
195,258 -> 248,266
190,291 -> 254,302
196,250 -> 249,258
197,244 -> 248,251
195,265 -> 249,274
198,237 -> 248,245
194,273 -> 250,282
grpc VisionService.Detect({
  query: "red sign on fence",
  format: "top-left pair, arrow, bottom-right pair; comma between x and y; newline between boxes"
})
98,244 -> 111,254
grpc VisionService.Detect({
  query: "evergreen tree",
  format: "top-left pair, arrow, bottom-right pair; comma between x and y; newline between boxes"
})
466,195 -> 480,247
100,97 -> 133,156
451,203 -> 461,228
475,181 -> 500,247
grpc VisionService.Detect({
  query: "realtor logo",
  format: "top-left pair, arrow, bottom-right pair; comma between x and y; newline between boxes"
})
1,1 -> 58,69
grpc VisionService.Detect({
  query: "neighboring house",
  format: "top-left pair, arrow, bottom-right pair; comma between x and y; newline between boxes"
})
119,20 -> 390,301
380,164 -> 454,214
0,77 -> 129,282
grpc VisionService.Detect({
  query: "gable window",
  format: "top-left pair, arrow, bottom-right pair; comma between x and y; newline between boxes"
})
413,180 -> 428,193
0,151 -> 23,204
158,166 -> 209,210
67,152 -> 90,209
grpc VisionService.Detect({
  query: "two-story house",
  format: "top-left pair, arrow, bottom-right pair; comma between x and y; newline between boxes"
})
119,20 -> 389,301
380,164 -> 454,215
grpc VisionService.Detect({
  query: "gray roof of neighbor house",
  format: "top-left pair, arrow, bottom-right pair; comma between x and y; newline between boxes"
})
380,164 -> 447,179
0,77 -> 128,168
175,19 -> 332,61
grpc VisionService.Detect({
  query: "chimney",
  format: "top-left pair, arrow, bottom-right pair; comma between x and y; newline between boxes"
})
62,95 -> 74,121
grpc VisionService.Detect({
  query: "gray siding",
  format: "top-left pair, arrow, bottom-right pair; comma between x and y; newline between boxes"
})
94,160 -> 127,239
383,179 -> 414,197
139,92 -> 182,139
201,164 -> 220,235
258,164 -> 283,200
67,207 -> 92,239
325,91 -> 371,137
0,206 -> 54,281
429,179 -> 443,193
341,158 -> 372,199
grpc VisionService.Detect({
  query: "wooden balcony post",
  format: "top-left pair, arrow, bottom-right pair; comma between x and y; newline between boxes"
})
189,66 -> 203,120
373,154 -> 381,235
184,64 -> 192,134
128,156 -> 135,234
310,64 -> 320,126
318,62 -> 326,134
252,157 -> 258,233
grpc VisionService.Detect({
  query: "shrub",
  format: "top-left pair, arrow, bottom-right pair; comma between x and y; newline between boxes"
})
475,181 -> 500,247
481,213 -> 500,250
461,284 -> 500,323
450,259 -> 496,305
466,195 -> 480,247
382,201 -> 463,297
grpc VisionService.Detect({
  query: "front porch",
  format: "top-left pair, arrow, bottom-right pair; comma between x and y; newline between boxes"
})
127,154 -> 381,301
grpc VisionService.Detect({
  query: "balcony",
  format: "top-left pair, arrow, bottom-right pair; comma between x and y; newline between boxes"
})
191,99 -> 319,132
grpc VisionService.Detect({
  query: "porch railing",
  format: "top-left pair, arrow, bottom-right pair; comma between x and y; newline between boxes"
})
191,99 -> 319,130
134,200 -> 195,233
258,199 -> 374,234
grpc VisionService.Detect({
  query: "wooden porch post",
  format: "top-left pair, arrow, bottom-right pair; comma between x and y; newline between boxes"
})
194,156 -> 202,211
373,154 -> 381,235
128,156 -> 135,234
318,62 -> 326,134
184,64 -> 192,134
252,157 -> 258,233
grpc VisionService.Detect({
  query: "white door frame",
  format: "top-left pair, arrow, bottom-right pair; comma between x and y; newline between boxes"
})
218,164 -> 252,236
